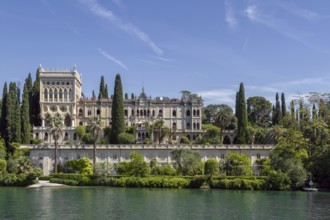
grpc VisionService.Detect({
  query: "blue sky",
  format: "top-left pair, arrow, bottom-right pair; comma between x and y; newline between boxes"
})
1,0 -> 330,107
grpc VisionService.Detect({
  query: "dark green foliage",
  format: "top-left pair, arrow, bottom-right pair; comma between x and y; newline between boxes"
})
21,83 -> 31,144
6,82 -> 21,146
98,76 -> 108,99
0,82 -> 7,137
273,93 -> 282,125
247,96 -> 272,127
0,138 -> 6,159
0,173 -> 37,186
31,69 -> 41,126
236,83 -> 249,144
25,73 -> 33,125
281,93 -> 286,118
110,74 -> 125,144
266,170 -> 291,190
0,159 -> 6,173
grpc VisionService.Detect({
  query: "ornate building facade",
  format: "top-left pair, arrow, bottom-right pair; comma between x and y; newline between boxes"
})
33,65 -> 203,144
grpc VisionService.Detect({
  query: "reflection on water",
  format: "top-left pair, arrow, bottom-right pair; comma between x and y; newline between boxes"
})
0,187 -> 330,220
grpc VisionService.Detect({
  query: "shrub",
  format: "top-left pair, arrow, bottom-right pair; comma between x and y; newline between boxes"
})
204,158 -> 219,177
50,178 -> 79,186
0,159 -> 6,173
64,158 -> 93,175
30,138 -> 43,145
180,136 -> 190,144
266,170 -> 291,190
118,133 -> 136,144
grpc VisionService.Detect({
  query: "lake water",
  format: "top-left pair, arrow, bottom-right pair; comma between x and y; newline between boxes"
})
0,187 -> 329,220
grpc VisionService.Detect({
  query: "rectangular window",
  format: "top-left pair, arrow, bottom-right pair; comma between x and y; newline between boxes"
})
257,154 -> 261,159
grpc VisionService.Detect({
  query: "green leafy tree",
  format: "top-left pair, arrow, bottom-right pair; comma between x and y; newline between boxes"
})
49,115 -> 63,173
236,83 -> 249,144
129,151 -> 150,177
247,96 -> 272,128
65,158 -> 93,175
110,74 -> 125,144
222,152 -> 252,176
88,116 -> 103,171
153,120 -> 170,144
0,138 -> 6,160
171,149 -> 201,176
204,158 -> 219,178
21,83 -> 31,144
74,125 -> 87,141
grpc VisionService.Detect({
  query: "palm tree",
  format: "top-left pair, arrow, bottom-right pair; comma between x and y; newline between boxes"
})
49,115 -> 63,173
88,116 -> 103,172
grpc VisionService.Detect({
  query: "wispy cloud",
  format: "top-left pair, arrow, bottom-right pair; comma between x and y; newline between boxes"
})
150,55 -> 172,62
279,2 -> 320,21
112,0 -> 124,9
40,0 -> 55,15
97,48 -> 128,70
79,0 -> 163,56
271,76 -> 330,88
244,4 -> 328,54
225,0 -> 238,29
198,89 -> 236,105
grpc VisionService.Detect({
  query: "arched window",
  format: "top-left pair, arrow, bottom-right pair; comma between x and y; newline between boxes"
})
193,123 -> 196,129
158,109 -> 163,117
197,109 -> 200,116
65,115 -> 71,127
172,122 -> 177,130
140,109 -> 143,116
186,135 -> 191,140
44,133 -> 48,141
197,123 -> 200,130
193,109 -> 196,116
64,132 -> 69,140
186,110 -> 191,117
64,89 -> 68,101
79,121 -> 83,126
54,89 -> 58,100
186,122 -> 191,129
74,133 -> 77,140
59,89 -> 63,100
137,109 -> 140,116
96,109 -> 101,115
152,110 -> 155,116
124,109 -> 128,117
131,109 -> 134,116
49,89 -> 53,100
79,109 -> 83,117
44,89 -> 48,100
144,109 -> 146,116
88,109 -> 92,116
36,133 -> 39,139
147,109 -> 150,116
172,110 -> 177,117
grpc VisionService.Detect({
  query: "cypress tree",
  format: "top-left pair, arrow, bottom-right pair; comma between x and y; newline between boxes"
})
6,82 -> 21,145
25,73 -> 33,124
281,92 -> 286,118
31,69 -> 41,126
124,93 -> 128,100
104,84 -> 109,99
92,90 -> 96,99
274,93 -> 281,125
236,83 -> 249,144
312,103 -> 317,120
0,83 -> 8,137
110,74 -> 125,144
272,105 -> 275,125
21,83 -> 31,144
98,76 -> 105,99
290,100 -> 295,119
235,91 -> 239,118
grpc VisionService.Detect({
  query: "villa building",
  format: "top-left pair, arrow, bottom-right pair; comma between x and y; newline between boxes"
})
33,65 -> 204,144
